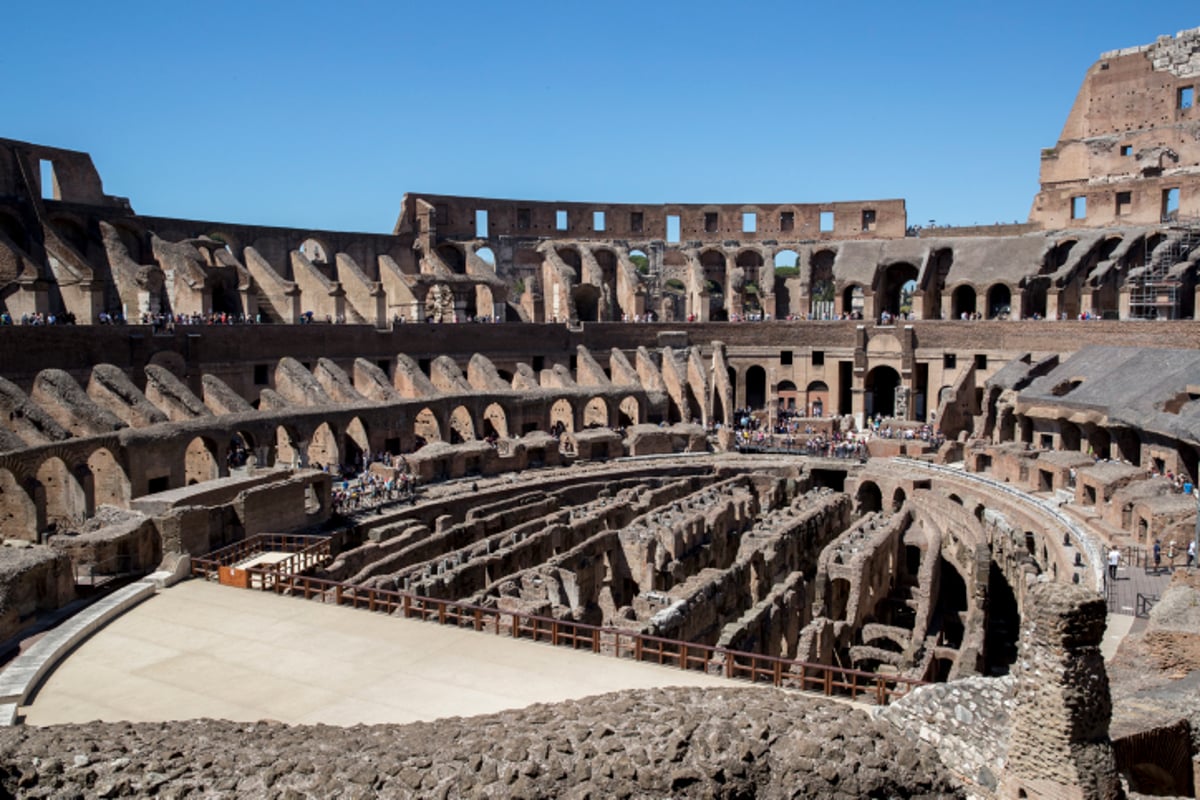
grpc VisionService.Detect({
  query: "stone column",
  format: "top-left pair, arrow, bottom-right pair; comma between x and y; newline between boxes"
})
999,582 -> 1124,800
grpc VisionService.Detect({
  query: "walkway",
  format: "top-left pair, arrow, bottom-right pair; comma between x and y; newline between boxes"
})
20,579 -> 741,727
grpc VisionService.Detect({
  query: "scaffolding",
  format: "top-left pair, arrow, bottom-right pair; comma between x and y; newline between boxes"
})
1128,216 -> 1200,319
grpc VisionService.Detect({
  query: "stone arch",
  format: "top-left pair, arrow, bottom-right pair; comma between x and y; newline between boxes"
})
344,417 -> 370,469
482,402 -> 508,439
857,481 -> 883,514
306,423 -> 340,471
550,398 -> 574,434
986,283 -> 1012,319
583,397 -> 609,428
414,407 -> 442,446
36,456 -> 87,530
777,380 -> 798,412
573,283 -> 601,322
951,285 -> 977,319
891,487 -> 907,512
448,405 -> 476,444
275,425 -> 302,468
1087,426 -> 1111,459
475,246 -> 496,268
810,250 -> 837,318
842,284 -> 864,317
1060,420 -> 1082,452
87,447 -> 130,509
0,467 -> 38,540
184,436 -> 221,485
805,381 -> 828,418
745,365 -> 767,410
618,396 -> 641,427
298,236 -> 332,265
774,249 -> 799,269
865,366 -> 902,418
878,263 -> 919,317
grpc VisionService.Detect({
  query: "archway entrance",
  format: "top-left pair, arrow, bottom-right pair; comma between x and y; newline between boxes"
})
865,366 -> 902,418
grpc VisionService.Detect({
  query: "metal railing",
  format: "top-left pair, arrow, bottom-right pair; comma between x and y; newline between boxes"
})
199,564 -> 924,705
1135,592 -> 1159,618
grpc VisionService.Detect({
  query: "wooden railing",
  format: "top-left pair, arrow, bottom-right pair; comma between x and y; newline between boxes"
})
191,534 -> 333,586
205,568 -> 924,705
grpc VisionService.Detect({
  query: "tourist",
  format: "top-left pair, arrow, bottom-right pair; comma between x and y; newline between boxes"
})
1107,546 -> 1120,581
1153,539 -> 1162,573
1189,539 -> 1197,569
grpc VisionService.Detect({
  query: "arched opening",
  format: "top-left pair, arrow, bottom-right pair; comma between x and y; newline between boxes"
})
449,405 -> 475,444
629,249 -> 650,273
1113,428 -> 1141,465
436,243 -> 466,274
306,424 -> 339,471
891,487 -> 907,512
414,407 -> 442,447
936,558 -> 968,649
87,447 -> 130,509
475,247 -> 496,268
184,437 -> 220,485
986,284 -> 1012,319
700,249 -> 726,320
1059,421 -> 1081,452
482,402 -> 508,439
865,366 -> 902,418
275,426 -> 301,467
618,396 -> 640,427
951,285 -> 977,319
592,248 -> 621,320
735,250 -> 764,317
805,380 -> 828,418
857,481 -> 882,514
227,431 -> 253,471
573,284 -> 601,322
842,284 -> 864,318
774,249 -> 799,269
299,237 -> 330,265
0,468 -> 38,540
879,263 -> 919,318
1023,279 -> 1048,319
550,398 -> 574,435
984,562 -> 1020,675
829,577 -> 851,620
344,417 -> 370,471
583,397 -> 608,428
776,380 -> 798,413
745,366 -> 767,410
773,249 -> 799,318
810,249 -> 837,319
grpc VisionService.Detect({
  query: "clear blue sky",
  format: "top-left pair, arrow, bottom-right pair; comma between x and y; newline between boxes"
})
5,2 -> 1197,233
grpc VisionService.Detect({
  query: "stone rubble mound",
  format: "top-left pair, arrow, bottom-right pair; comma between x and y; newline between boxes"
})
0,686 -> 961,799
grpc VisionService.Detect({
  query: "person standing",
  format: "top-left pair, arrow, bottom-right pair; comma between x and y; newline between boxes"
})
1189,539 -> 1197,569
1107,546 -> 1121,581
1153,539 -> 1162,574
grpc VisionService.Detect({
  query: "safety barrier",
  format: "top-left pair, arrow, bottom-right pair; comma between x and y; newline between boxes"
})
201,566 -> 924,706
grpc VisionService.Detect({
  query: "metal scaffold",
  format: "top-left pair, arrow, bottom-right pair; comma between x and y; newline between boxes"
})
1128,216 -> 1200,320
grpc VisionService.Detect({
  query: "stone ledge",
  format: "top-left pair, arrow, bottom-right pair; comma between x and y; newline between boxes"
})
0,579 -> 156,717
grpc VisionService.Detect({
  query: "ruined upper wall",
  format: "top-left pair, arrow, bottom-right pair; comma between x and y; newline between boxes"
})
0,138 -> 129,209
1030,27 -> 1200,228
396,193 -> 907,243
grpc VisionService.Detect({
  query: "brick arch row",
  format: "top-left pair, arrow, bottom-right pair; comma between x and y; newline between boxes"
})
0,389 -> 652,539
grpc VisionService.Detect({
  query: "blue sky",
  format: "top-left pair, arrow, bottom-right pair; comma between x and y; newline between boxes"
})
5,2 -> 1198,233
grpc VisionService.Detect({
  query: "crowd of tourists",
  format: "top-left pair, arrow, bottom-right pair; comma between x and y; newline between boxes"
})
323,451 -> 419,515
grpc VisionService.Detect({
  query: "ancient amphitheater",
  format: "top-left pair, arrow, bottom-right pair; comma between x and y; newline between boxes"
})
2,25 -> 1200,800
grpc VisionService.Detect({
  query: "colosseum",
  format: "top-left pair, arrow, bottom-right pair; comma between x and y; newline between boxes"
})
1,25 -> 1200,800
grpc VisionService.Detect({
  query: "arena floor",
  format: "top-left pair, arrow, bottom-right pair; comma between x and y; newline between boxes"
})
20,579 -> 741,726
